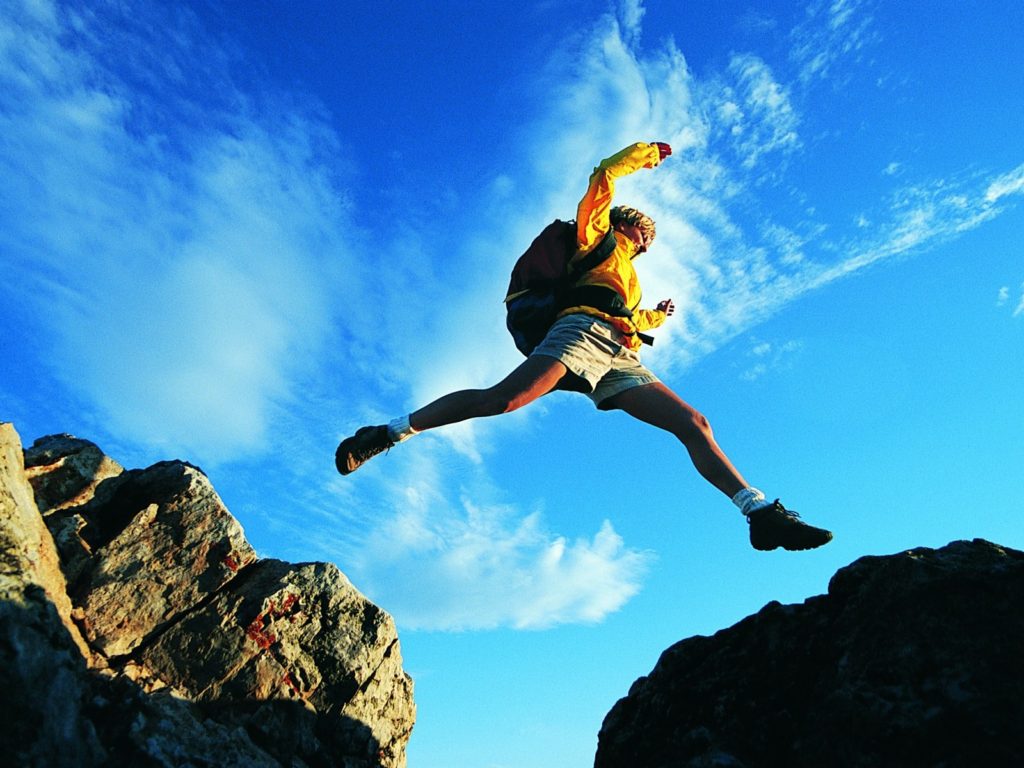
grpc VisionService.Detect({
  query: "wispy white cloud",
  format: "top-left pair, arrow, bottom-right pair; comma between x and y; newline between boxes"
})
723,53 -> 801,169
306,449 -> 653,631
617,0 -> 646,44
790,0 -> 878,84
737,9 -> 779,35
740,338 -> 804,381
805,171 -> 1024,292
985,163 -> 1024,204
366,503 -> 650,631
999,283 -> 1024,318
0,0 -> 361,463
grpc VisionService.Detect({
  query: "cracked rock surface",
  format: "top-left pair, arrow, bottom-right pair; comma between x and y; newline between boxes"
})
1,422 -> 414,768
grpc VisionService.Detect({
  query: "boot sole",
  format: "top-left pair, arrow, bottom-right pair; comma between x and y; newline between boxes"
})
752,531 -> 833,552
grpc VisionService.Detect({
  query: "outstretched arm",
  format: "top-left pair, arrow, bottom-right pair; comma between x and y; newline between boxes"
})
575,141 -> 672,253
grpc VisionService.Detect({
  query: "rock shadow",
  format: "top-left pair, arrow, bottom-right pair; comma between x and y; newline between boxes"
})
0,592 -> 388,768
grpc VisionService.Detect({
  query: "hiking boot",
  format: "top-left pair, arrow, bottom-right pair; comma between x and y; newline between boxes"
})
335,425 -> 393,475
747,500 -> 833,552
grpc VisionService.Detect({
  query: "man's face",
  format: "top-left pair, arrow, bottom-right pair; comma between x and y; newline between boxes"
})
617,221 -> 652,255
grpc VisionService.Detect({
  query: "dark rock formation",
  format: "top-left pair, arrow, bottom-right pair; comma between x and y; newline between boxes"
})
596,538 -> 1024,768
0,422 -> 414,767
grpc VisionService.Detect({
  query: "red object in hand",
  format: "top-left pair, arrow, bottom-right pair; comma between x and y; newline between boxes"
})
653,142 -> 672,162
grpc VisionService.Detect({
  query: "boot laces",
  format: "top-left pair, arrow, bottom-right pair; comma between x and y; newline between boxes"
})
352,427 -> 392,462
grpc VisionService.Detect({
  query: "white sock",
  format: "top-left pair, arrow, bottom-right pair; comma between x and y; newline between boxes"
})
387,415 -> 419,443
732,487 -> 769,516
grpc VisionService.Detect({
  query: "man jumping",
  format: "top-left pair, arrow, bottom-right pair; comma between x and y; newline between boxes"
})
336,141 -> 832,552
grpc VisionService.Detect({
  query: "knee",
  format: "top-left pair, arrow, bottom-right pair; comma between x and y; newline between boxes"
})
677,409 -> 714,444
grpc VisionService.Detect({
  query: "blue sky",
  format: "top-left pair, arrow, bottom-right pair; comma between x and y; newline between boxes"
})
2,0 -> 1022,765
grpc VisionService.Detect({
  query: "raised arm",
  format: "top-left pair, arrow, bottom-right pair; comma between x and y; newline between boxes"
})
574,141 -> 671,253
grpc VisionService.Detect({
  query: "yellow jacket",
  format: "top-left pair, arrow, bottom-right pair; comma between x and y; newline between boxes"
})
559,142 -> 668,350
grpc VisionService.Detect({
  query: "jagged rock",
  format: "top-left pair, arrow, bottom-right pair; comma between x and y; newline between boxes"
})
2,426 -> 80,631
24,433 -> 126,588
24,433 -> 125,515
0,422 -> 415,767
1,423 -> 105,765
139,558 -> 415,764
596,539 -> 1024,768
60,459 -> 258,658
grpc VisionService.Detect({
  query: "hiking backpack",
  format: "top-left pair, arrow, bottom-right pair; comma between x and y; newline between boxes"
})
503,219 -> 624,356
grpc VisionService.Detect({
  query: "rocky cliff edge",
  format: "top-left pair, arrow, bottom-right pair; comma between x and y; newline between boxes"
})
0,422 -> 415,768
596,537 -> 1024,767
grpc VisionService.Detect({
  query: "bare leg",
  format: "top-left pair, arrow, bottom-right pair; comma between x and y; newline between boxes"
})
600,382 -> 748,498
409,355 -> 581,432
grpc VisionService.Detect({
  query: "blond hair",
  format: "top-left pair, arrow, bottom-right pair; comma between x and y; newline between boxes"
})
610,205 -> 655,244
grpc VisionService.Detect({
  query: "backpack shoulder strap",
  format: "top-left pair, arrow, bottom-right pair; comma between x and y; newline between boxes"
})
567,227 -> 617,277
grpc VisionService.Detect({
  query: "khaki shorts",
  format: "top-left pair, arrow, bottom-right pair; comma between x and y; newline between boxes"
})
531,313 -> 660,407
